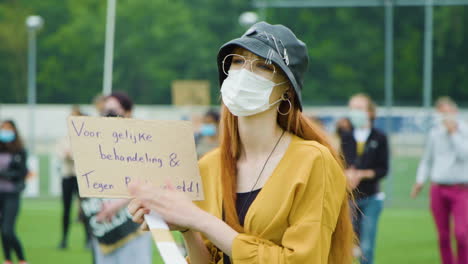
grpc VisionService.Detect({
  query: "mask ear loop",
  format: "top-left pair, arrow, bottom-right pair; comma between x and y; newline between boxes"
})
277,93 -> 292,116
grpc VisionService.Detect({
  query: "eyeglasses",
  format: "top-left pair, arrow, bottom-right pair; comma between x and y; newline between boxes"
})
222,54 -> 277,80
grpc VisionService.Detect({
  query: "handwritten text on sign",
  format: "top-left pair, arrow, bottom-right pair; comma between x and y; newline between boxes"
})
67,116 -> 204,200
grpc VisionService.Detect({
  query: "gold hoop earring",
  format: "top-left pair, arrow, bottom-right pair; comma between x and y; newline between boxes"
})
277,94 -> 292,116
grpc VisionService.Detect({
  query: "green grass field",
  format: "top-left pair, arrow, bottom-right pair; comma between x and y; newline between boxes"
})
0,199 -> 166,264
0,199 -> 439,264
0,154 -> 440,263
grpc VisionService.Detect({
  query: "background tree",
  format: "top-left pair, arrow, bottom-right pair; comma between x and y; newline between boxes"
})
0,0 -> 466,106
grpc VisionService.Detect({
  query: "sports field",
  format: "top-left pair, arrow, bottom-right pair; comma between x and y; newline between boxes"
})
1,156 -> 441,263
0,199 -> 439,264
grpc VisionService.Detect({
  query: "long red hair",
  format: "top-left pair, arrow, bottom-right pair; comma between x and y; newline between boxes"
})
219,89 -> 355,263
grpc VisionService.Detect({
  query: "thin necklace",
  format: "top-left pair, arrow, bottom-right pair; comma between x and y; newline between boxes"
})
238,129 -> 286,221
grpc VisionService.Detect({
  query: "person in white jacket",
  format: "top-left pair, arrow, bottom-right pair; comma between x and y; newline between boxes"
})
411,96 -> 468,264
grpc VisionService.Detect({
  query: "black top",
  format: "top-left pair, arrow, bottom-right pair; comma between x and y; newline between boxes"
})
340,128 -> 389,199
0,149 -> 28,193
224,188 -> 262,264
236,188 -> 262,226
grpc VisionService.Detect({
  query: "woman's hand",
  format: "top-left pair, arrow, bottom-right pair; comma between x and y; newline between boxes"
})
127,199 -> 150,230
127,181 -> 207,232
128,181 -> 239,258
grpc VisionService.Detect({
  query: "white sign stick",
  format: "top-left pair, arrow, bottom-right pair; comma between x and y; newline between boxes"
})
144,211 -> 188,264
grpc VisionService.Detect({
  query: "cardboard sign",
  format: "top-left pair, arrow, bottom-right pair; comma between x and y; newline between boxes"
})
67,116 -> 204,200
171,80 -> 210,106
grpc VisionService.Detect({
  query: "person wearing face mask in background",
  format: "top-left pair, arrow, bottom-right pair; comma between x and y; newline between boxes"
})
336,117 -> 353,138
93,94 -> 107,116
56,105 -> 92,250
80,91 -> 153,264
333,117 -> 353,151
0,120 -> 28,264
196,109 -> 220,158
128,22 -> 355,264
339,93 -> 389,264
411,97 -> 468,264
101,91 -> 133,118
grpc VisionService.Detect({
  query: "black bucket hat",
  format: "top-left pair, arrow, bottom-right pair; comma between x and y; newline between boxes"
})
217,21 -> 309,111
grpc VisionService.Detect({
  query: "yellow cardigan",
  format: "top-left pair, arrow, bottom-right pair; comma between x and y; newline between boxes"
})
194,135 -> 347,264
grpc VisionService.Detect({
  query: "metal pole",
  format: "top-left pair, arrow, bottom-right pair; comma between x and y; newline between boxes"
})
384,0 -> 394,205
258,0 -> 268,20
259,7 -> 267,20
423,0 -> 434,112
384,1 -> 394,134
27,29 -> 37,155
102,0 -> 117,96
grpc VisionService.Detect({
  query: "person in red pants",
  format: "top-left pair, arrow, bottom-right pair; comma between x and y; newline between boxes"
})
411,96 -> 468,264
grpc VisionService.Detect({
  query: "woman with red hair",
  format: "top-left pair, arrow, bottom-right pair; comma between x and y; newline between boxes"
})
129,22 -> 354,264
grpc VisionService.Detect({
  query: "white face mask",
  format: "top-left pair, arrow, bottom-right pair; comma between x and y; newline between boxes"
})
433,112 -> 458,125
349,109 -> 368,129
221,69 -> 286,117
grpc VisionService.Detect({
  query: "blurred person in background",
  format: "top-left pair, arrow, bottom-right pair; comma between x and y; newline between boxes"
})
196,109 -> 220,158
411,97 -> 468,264
332,117 -> 353,152
340,94 -> 389,264
0,120 -> 28,264
336,117 -> 352,138
93,94 -> 107,116
56,105 -> 91,249
307,115 -> 325,128
100,92 -> 132,118
128,21 -> 354,264
80,92 -> 152,264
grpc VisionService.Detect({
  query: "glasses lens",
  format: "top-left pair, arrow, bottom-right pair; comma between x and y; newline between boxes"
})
222,54 -> 276,80
223,54 -> 245,75
252,60 -> 276,79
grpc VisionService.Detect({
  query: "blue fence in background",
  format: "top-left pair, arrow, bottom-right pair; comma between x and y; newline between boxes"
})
318,115 -> 432,134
